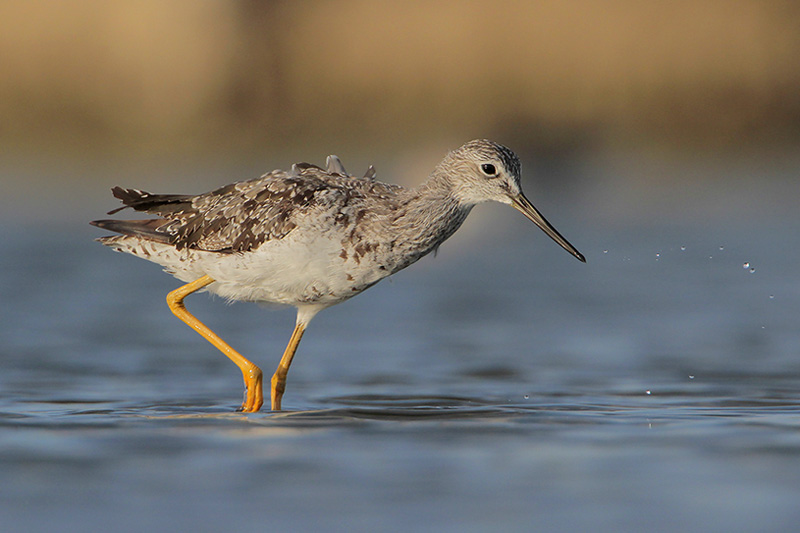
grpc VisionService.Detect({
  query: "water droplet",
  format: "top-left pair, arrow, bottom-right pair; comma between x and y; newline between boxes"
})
719,246 -> 724,251
688,375 -> 695,380
645,390 -> 651,395
769,295 -> 774,299
523,394 -> 529,400
603,250 -> 608,254
655,252 -> 660,260
680,246 -> 686,251
743,262 -> 750,269
749,268 -> 756,274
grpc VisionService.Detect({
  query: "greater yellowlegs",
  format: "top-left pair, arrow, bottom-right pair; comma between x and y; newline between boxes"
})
91,140 -> 585,412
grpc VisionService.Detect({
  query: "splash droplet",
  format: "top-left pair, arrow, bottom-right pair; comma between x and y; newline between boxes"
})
769,295 -> 774,299
680,246 -> 686,251
603,250 -> 608,254
645,390 -> 651,395
743,262 -> 750,269
719,246 -> 724,251
523,394 -> 529,400
749,268 -> 756,274
689,375 -> 695,380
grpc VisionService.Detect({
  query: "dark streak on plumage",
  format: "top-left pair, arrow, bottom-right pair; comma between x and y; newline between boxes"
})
293,162 -> 323,172
91,158 -> 406,255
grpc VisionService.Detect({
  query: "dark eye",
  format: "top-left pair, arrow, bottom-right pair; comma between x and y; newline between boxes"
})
480,163 -> 497,176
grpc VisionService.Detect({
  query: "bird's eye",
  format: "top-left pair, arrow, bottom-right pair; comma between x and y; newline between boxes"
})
480,163 -> 497,176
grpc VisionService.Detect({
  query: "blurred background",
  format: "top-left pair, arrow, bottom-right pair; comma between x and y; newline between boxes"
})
2,3 -> 800,532
1,0 -> 799,223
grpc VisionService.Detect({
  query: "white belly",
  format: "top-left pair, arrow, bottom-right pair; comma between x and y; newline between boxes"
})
107,231 -> 390,307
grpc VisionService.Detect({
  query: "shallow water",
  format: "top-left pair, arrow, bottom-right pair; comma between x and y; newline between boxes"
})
2,206 -> 800,532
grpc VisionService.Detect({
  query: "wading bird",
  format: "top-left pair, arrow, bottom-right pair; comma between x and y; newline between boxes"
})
92,140 -> 585,412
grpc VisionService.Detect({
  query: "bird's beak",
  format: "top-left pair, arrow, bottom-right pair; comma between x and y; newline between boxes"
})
511,193 -> 586,262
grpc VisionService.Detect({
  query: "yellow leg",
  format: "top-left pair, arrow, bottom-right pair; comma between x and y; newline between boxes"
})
166,275 -> 263,413
270,322 -> 306,411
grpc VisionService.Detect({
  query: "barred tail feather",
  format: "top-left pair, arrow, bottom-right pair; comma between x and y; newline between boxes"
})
90,219 -> 172,244
107,186 -> 194,216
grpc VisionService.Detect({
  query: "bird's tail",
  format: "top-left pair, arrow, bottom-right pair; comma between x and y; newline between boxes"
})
89,218 -> 172,243
105,186 -> 194,216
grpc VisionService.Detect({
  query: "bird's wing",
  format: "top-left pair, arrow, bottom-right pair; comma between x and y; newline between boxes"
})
92,166 -> 397,253
182,171 -> 330,252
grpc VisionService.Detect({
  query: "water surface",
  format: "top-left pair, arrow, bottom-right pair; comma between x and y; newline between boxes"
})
1,199 -> 799,532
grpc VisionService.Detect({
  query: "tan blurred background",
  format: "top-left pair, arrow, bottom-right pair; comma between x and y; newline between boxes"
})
1,0 -> 799,220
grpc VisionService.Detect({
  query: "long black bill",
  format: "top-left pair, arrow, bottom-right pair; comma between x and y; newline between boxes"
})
511,194 -> 586,263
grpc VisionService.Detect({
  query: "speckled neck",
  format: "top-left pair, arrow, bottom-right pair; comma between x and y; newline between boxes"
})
387,173 -> 473,271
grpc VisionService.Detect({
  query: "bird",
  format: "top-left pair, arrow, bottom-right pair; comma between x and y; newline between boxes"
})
91,139 -> 585,412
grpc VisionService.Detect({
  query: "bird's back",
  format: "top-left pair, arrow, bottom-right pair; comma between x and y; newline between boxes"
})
93,162 -> 405,256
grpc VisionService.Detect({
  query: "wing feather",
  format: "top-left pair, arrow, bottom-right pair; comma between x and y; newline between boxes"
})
92,159 -> 401,253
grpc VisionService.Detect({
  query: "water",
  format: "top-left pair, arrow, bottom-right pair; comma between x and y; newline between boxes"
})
2,200 -> 800,532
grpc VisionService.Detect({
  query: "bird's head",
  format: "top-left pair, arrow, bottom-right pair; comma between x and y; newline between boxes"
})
439,139 -> 585,263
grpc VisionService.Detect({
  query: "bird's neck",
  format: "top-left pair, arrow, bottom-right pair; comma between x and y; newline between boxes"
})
391,172 -> 473,263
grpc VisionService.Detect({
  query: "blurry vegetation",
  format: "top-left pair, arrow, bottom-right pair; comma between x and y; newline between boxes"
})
1,0 -> 800,160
